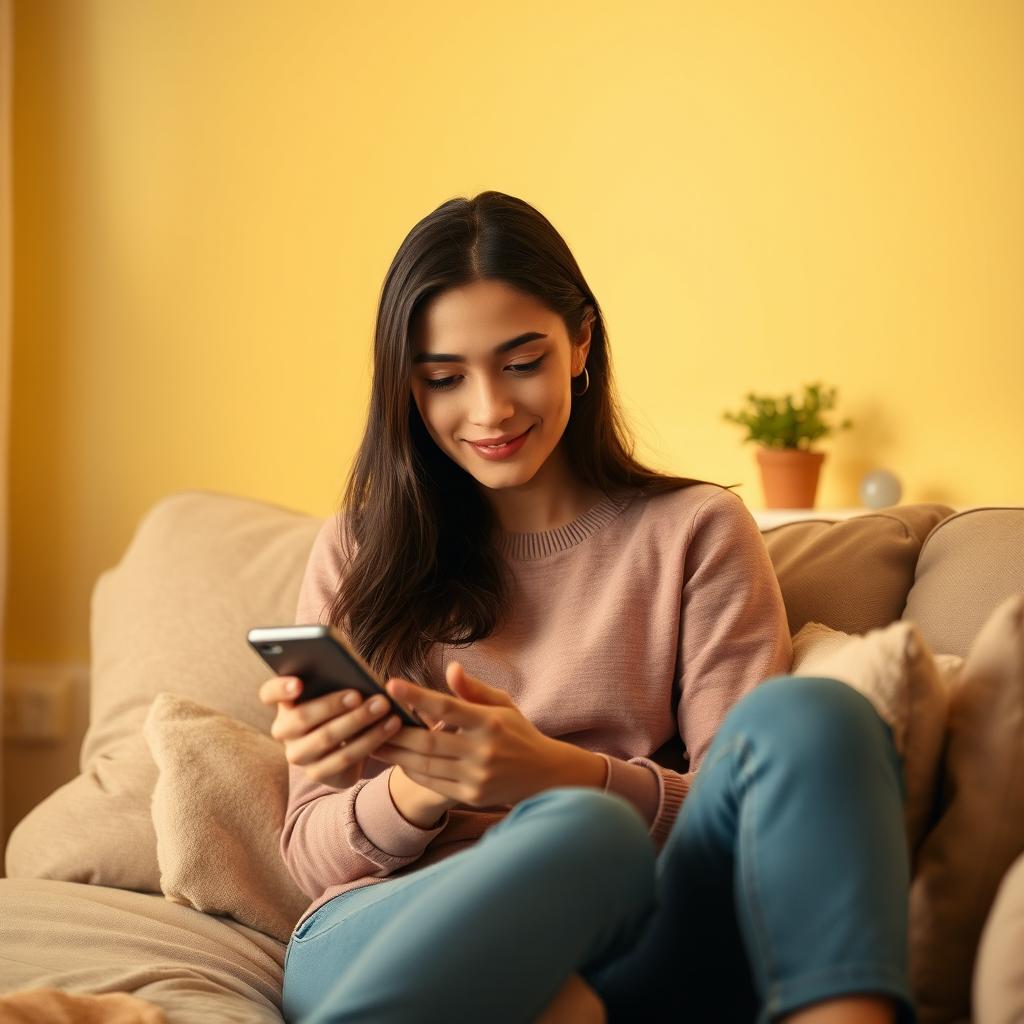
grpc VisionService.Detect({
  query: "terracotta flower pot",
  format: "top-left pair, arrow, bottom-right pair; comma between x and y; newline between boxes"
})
755,445 -> 826,508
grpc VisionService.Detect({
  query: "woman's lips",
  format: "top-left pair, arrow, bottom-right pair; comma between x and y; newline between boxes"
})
466,426 -> 533,460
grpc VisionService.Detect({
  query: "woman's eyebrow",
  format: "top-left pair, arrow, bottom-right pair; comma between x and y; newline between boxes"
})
412,332 -> 547,364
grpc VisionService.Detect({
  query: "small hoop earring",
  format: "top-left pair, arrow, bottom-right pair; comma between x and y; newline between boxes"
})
571,366 -> 590,397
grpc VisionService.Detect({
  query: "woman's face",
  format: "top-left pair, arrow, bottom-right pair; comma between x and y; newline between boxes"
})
409,279 -> 591,490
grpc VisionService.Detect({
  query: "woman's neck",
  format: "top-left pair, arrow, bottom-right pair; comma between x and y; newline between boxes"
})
481,453 -> 607,534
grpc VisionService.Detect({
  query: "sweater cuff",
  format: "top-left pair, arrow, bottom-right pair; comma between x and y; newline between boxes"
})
600,753 -> 661,830
627,756 -> 693,849
353,767 -> 449,858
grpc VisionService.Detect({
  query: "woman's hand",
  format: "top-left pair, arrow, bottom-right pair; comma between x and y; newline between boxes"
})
257,675 -> 404,790
369,661 -> 567,808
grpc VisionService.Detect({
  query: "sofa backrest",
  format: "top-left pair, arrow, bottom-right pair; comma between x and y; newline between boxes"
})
760,503 -> 955,638
8,489 -> 1022,890
759,504 -> 1024,658
904,507 -> 1024,658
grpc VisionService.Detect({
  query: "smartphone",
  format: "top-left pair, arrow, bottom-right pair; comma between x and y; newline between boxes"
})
247,624 -> 427,729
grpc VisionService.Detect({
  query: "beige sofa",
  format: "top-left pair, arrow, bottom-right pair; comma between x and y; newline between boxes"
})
2,490 -> 1022,1024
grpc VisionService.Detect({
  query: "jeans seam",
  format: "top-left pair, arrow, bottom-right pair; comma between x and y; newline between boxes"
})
290,887 -> 375,945
737,733 -> 779,1004
698,732 -> 746,780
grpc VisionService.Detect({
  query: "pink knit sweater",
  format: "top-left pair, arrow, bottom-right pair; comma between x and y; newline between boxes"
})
280,483 -> 793,932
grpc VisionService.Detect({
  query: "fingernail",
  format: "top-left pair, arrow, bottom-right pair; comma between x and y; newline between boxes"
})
370,697 -> 388,712
286,679 -> 299,695
343,692 -> 360,707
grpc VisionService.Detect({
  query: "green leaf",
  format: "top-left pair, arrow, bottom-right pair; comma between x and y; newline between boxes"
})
721,382 -> 854,448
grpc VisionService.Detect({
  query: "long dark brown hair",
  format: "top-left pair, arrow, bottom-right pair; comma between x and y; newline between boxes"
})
328,191 -> 739,687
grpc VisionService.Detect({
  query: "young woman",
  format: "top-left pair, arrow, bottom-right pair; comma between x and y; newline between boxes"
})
259,192 -> 916,1024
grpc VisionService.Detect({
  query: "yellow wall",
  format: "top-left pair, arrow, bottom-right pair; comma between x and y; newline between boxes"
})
8,0 -> 1023,664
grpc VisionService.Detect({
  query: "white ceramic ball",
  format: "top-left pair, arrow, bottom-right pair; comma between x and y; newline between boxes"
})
860,469 -> 903,509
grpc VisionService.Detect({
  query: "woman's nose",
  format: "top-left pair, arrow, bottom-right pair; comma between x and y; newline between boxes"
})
469,375 -> 515,423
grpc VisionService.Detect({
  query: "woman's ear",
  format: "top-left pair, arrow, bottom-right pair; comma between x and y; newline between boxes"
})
572,308 -> 594,373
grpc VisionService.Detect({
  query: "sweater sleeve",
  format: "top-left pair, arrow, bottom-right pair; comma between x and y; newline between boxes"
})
278,514 -> 451,898
611,488 -> 794,850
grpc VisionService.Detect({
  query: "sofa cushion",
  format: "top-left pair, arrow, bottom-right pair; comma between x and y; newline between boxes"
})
761,503 -> 955,639
0,988 -> 166,1022
903,506 -> 1024,659
909,592 -> 1024,1023
973,848 -> 1024,1024
790,619 -> 960,858
143,691 -> 309,945
0,877 -> 285,1022
4,490 -> 321,899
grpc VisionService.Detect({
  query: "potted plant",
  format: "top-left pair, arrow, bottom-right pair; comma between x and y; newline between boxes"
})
722,382 -> 854,508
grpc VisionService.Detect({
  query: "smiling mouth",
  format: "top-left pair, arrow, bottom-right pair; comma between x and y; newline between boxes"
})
467,428 -> 531,448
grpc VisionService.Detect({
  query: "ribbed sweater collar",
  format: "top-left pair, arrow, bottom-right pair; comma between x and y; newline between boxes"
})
494,488 -> 638,561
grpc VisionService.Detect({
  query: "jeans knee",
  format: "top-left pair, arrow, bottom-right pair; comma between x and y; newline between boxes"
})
727,674 -> 888,769
514,787 -> 656,900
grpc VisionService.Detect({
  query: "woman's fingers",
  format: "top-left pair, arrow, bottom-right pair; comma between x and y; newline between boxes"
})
373,740 -> 466,782
298,712 -> 403,783
271,687 -> 365,741
259,675 -> 302,705
286,695 -> 400,767
385,679 -> 485,730
376,725 -> 471,761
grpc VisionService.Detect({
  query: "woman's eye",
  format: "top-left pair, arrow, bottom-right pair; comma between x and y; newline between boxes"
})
424,355 -> 546,392
510,356 -> 546,375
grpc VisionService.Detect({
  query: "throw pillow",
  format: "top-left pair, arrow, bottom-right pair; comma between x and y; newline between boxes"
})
790,619 -> 958,860
143,691 -> 311,945
909,591 -> 1024,1024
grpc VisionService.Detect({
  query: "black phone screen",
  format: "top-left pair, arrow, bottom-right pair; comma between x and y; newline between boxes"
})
247,624 -> 427,728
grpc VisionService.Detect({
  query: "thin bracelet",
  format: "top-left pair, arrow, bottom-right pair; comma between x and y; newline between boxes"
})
597,752 -> 612,792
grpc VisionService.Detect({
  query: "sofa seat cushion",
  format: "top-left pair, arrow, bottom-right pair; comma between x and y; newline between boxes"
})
0,877 -> 285,1023
0,988 -> 166,1022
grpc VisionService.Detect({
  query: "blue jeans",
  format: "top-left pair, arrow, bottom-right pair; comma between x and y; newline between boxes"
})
281,675 -> 916,1024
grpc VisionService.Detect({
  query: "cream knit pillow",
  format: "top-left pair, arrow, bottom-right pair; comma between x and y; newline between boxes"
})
790,619 -> 959,860
142,692 -> 310,945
